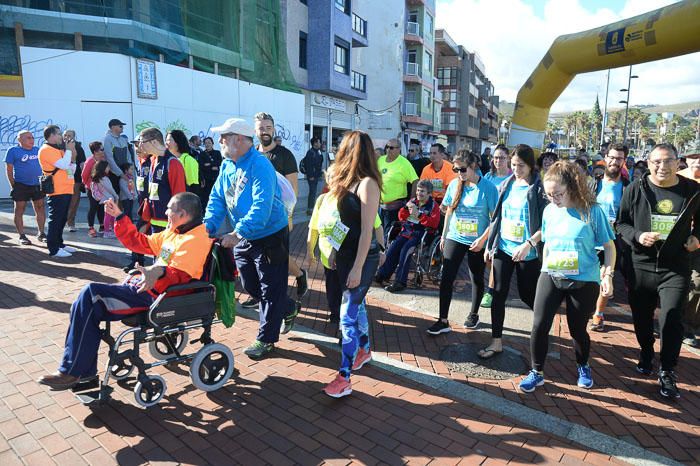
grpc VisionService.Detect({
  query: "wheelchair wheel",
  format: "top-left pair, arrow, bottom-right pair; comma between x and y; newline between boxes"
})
148,331 -> 189,360
109,353 -> 134,381
189,343 -> 234,392
133,375 -> 167,408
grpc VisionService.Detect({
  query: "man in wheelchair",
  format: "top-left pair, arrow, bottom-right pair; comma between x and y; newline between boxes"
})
38,192 -> 212,390
375,179 -> 440,292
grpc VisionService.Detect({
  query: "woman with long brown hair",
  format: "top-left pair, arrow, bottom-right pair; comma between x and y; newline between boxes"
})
519,160 -> 616,393
426,149 -> 498,335
322,131 -> 383,398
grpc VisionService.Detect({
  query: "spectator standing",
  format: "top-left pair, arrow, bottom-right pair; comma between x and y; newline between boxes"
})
103,119 -> 135,195
4,130 -> 46,245
617,143 -> 700,399
408,143 -> 430,178
38,125 -> 77,257
90,161 -> 119,239
204,117 -> 298,360
81,141 -> 106,237
377,138 -> 418,227
118,163 -> 137,220
201,136 -> 223,190
64,129 -> 86,232
254,112 -> 308,301
480,147 -> 492,175
300,137 -> 324,215
166,130 -> 200,198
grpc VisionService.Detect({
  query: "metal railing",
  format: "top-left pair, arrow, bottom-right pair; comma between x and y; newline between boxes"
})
404,103 -> 418,116
405,62 -> 420,76
406,21 -> 421,37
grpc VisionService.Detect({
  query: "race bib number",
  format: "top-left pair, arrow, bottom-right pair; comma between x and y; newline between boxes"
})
327,220 -> 350,251
148,182 -> 159,200
650,214 -> 677,240
155,245 -> 174,266
431,179 -> 444,192
455,217 -> 478,237
502,218 -> 525,242
407,213 -> 420,224
547,251 -> 579,275
136,176 -> 145,192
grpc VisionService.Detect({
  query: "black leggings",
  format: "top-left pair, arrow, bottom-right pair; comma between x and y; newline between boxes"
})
439,239 -> 485,319
628,268 -> 687,371
530,273 -> 599,372
86,191 -> 104,228
490,249 -> 540,338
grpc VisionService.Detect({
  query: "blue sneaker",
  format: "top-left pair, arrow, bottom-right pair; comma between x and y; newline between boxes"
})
519,370 -> 544,393
577,364 -> 593,389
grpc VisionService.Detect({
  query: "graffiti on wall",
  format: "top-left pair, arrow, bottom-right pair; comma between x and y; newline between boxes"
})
134,120 -> 191,136
0,114 -> 62,150
275,123 -> 303,153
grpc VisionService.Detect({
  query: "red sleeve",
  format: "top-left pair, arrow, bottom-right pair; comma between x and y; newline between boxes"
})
152,267 -> 192,294
420,203 -> 441,230
81,159 -> 93,186
398,207 -> 409,221
115,215 -> 155,255
168,159 -> 186,195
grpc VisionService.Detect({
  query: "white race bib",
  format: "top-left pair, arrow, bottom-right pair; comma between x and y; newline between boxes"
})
502,218 -> 525,242
455,216 -> 478,237
546,250 -> 579,275
650,214 -> 677,240
148,182 -> 159,200
327,220 -> 350,251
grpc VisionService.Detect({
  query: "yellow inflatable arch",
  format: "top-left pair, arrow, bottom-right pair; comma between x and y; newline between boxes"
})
508,0 -> 700,150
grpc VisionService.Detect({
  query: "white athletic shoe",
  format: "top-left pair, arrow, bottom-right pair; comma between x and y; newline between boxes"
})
62,246 -> 77,253
52,249 -> 72,258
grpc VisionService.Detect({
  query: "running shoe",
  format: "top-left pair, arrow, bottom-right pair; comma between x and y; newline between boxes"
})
590,313 -> 605,332
103,231 -> 116,239
426,319 -> 451,335
659,370 -> 680,399
88,227 -> 97,238
18,234 -> 31,245
68,224 -> 77,232
62,246 -> 77,253
352,348 -> 372,371
37,233 -> 47,243
324,374 -> 352,398
519,370 -> 545,393
464,312 -> 479,329
385,282 -> 406,293
281,301 -> 301,335
296,269 -> 308,298
51,248 -> 72,258
636,359 -> 654,376
244,340 -> 274,360
240,297 -> 260,308
479,292 -> 493,308
577,364 -> 594,389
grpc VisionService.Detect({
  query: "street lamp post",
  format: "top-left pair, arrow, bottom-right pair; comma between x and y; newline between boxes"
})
620,65 -> 639,145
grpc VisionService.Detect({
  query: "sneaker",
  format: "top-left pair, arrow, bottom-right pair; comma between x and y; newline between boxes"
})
51,248 -> 72,258
590,313 -> 605,332
18,234 -> 31,245
122,263 -> 135,273
519,370 -> 545,393
577,364 -> 594,389
243,340 -> 274,360
296,269 -> 308,298
98,225 -> 104,233
464,312 -> 479,329
37,233 -> 47,243
479,292 -> 493,308
68,224 -> 77,232
324,374 -> 352,398
384,282 -> 406,293
88,227 -> 97,238
659,370 -> 680,399
62,246 -> 77,253
240,297 -> 260,308
352,348 -> 372,371
281,301 -> 301,335
636,360 -> 654,376
682,334 -> 698,348
103,231 -> 116,239
426,319 -> 451,335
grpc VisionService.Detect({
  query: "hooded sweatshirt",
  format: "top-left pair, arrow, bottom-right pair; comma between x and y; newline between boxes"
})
103,130 -> 134,177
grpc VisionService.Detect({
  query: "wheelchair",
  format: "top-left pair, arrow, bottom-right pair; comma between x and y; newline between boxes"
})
73,244 -> 235,408
384,221 -> 443,288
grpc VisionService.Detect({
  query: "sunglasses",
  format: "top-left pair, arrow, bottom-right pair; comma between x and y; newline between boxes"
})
452,166 -> 469,173
385,145 -> 399,150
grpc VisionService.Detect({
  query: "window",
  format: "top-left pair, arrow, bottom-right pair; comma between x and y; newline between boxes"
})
300,0 -> 307,4
352,13 -> 367,37
437,67 -> 458,86
425,14 -> 434,39
351,71 -> 366,92
407,50 -> 417,63
299,32 -> 307,69
443,90 -> 459,107
423,89 -> 432,113
424,51 -> 432,74
441,112 -> 457,130
334,43 -> 349,74
335,0 -> 350,14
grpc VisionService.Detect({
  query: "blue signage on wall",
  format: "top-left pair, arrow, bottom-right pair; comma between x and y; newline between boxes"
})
605,28 -> 626,54
136,59 -> 158,99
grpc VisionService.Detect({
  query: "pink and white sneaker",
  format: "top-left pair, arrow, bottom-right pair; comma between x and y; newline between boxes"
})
324,374 -> 352,398
352,348 -> 372,371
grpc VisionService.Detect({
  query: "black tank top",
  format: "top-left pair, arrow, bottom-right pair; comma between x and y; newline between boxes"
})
337,185 -> 362,258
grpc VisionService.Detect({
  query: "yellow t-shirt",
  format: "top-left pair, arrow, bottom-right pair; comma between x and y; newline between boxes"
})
377,155 -> 418,203
179,153 -> 199,187
38,145 -> 74,196
420,160 -> 456,200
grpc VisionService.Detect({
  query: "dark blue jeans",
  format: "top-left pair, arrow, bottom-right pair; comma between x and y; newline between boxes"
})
376,235 -> 421,286
46,194 -> 71,255
307,178 -> 319,210
234,227 -> 295,344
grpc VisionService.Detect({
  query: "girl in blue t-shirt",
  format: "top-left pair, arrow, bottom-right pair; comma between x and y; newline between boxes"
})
426,150 -> 498,336
519,161 -> 616,394
480,145 -> 548,359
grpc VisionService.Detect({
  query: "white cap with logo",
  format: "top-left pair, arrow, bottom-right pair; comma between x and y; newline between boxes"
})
210,118 -> 255,138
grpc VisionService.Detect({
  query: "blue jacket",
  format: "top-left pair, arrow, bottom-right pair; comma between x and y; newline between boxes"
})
204,146 -> 288,240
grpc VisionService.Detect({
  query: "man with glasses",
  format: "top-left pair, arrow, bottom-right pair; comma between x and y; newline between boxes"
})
408,143 -> 429,178
136,128 -> 186,235
204,118 -> 297,360
103,118 -> 136,196
378,138 -> 418,227
617,143 -> 700,399
590,143 -> 631,331
4,130 -> 46,245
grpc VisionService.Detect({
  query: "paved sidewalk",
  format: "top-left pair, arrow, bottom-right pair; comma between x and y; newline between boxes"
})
0,210 -> 698,464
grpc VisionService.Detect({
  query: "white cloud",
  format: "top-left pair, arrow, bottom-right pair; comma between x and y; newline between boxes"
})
435,0 -> 700,113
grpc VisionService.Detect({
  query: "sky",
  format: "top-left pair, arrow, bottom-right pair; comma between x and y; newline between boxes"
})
435,0 -> 700,113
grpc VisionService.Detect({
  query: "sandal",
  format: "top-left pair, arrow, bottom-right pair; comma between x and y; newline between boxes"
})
478,347 -> 503,359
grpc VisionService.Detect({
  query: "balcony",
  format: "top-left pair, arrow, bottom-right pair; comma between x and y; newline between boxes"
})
405,22 -> 423,44
351,13 -> 368,47
404,102 -> 419,116
351,70 -> 366,92
405,62 -> 421,76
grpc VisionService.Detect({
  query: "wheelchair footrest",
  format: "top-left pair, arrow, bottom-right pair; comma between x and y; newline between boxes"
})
73,379 -> 112,405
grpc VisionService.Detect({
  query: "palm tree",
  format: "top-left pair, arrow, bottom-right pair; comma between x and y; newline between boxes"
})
563,114 -> 576,147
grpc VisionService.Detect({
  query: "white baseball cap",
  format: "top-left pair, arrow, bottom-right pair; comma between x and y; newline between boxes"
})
210,118 -> 255,138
